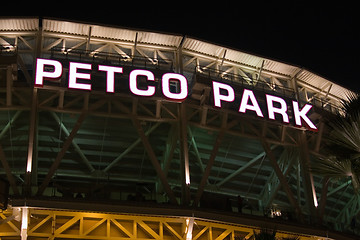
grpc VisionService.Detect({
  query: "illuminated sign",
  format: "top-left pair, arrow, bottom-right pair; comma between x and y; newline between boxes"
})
35,58 -> 317,130
212,82 -> 317,130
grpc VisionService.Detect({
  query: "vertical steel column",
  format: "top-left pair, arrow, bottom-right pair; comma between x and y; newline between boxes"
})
291,69 -> 302,101
298,131 -> 318,222
25,18 -> 43,195
317,177 -> 329,224
6,64 -> 15,106
86,26 -> 92,51
179,104 -> 190,204
176,36 -> 191,205
25,88 -> 37,195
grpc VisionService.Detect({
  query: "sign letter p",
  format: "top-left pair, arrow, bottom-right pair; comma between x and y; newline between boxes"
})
212,81 -> 235,108
35,58 -> 62,86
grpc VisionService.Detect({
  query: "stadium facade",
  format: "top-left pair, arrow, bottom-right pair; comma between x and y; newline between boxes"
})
0,18 -> 358,239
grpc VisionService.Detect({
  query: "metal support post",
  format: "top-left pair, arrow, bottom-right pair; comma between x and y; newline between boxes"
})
179,103 -> 190,205
20,207 -> 28,240
298,131 -> 318,222
25,88 -> 38,196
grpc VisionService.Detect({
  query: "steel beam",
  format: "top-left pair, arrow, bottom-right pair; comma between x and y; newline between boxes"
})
327,179 -> 351,197
216,146 -> 277,187
9,208 -> 308,240
314,121 -> 324,152
106,67 -> 178,204
26,88 -> 38,173
335,194 -> 360,228
317,177 -> 329,224
0,111 -> 22,140
162,124 -> 178,177
179,103 -> 190,204
132,118 -> 178,205
0,19 -> 354,232
6,64 -> 15,107
157,124 -> 178,193
193,114 -> 228,206
261,139 -> 304,221
36,98 -> 107,195
260,147 -> 298,208
187,126 -> 205,174
103,122 -> 161,172
298,131 -> 318,218
50,111 -> 95,173
36,112 -> 87,196
17,55 -> 32,85
174,37 -> 186,203
25,88 -> 38,195
0,144 -> 19,195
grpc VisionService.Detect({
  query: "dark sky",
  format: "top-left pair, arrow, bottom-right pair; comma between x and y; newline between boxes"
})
13,2 -> 360,92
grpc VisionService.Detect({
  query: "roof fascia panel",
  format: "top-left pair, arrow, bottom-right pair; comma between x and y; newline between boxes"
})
0,18 -> 39,32
43,19 -> 182,48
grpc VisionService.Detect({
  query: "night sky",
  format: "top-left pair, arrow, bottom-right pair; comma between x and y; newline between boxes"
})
9,2 -> 360,92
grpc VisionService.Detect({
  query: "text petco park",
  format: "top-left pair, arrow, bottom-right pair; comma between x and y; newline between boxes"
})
35,58 -> 317,131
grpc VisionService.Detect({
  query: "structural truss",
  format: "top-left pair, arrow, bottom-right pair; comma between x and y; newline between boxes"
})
0,18 -> 358,239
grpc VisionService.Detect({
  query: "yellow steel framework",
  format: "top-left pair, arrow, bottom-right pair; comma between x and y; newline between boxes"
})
0,208 -> 328,240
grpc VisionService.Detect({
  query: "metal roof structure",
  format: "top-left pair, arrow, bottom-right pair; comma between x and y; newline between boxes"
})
0,18 -> 359,238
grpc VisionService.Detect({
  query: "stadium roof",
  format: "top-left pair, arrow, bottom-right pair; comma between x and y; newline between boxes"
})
1,17 -> 359,236
0,17 -> 353,101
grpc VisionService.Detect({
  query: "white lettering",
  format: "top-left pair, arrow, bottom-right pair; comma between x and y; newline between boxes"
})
162,73 -> 188,100
239,89 -> 264,117
68,62 -> 92,90
35,58 -> 62,86
292,101 -> 317,130
98,65 -> 123,93
266,95 -> 289,123
34,58 -> 319,131
212,81 -> 235,107
129,69 -> 155,97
